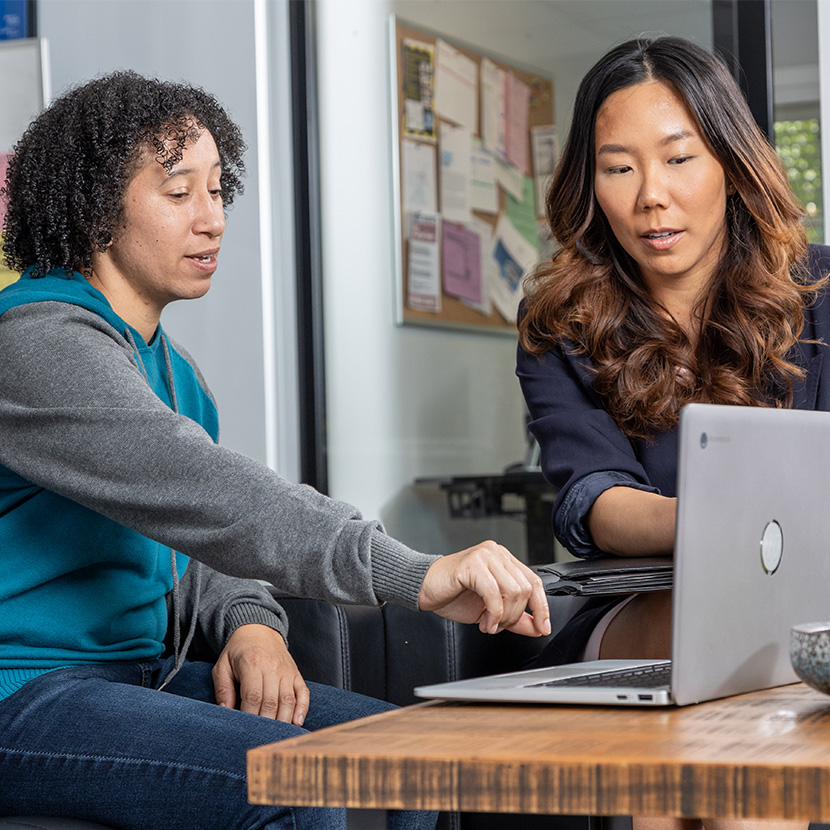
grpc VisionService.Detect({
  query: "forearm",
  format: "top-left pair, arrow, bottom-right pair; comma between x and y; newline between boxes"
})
587,487 -> 677,556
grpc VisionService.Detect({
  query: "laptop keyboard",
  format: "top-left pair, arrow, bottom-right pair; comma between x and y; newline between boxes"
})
526,662 -> 672,689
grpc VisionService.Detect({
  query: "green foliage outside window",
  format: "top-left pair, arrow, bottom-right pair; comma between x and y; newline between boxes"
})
774,118 -> 823,243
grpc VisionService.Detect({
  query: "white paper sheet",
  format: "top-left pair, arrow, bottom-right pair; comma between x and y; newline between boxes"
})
469,138 -> 498,215
490,214 -> 538,323
466,216 -> 495,316
505,74 -> 530,175
495,156 -> 525,203
434,39 -> 478,130
537,219 -> 560,263
402,139 -> 438,214
407,210 -> 442,313
481,58 -> 507,161
531,124 -> 558,217
439,121 -> 472,224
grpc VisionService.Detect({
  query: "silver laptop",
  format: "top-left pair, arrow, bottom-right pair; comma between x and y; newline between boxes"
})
416,403 -> 830,707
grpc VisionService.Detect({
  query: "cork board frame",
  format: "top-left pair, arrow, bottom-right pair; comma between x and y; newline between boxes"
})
389,17 -> 555,335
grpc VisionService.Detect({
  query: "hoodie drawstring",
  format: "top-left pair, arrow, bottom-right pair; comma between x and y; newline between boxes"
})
126,327 -> 202,690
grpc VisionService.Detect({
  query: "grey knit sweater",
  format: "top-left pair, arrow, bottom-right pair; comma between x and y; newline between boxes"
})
0,300 -> 438,653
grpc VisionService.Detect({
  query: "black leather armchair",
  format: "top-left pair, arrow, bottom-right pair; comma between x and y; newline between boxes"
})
275,591 -> 591,705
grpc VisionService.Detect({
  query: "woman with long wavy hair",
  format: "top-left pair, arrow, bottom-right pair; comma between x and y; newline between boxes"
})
517,36 -> 828,830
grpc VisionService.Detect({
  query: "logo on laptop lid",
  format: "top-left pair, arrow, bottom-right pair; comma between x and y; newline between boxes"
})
760,520 -> 783,575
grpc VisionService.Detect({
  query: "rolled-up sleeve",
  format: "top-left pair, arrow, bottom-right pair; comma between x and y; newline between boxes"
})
516,327 -> 658,558
556,471 -> 660,558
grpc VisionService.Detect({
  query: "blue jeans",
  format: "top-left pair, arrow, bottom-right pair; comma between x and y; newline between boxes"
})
0,657 -> 438,830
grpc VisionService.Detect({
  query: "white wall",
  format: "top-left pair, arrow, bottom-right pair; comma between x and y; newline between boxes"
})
317,0 -> 529,555
36,0 -> 300,479
316,0 -> 712,555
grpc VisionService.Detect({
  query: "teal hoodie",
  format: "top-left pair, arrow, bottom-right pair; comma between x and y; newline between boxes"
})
0,268 -> 219,699
0,266 -> 439,704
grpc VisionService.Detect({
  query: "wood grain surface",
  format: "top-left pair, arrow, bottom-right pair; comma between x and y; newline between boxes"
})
248,684 -> 830,819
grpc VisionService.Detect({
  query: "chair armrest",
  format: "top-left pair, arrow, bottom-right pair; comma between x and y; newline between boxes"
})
382,594 -> 591,706
269,589 -> 592,707
268,593 -> 387,701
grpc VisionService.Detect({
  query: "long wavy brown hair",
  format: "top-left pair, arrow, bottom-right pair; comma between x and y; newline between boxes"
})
519,36 -> 820,439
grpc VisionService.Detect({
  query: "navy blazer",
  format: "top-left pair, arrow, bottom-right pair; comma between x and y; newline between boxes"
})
516,243 -> 830,557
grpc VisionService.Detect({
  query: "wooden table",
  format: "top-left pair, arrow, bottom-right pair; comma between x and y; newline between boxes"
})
248,683 -> 830,821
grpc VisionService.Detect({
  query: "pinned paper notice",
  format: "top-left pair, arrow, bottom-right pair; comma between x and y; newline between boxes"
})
408,211 -> 442,313
467,216 -> 495,316
439,121 -> 472,224
442,222 -> 482,306
505,74 -> 530,175
531,125 -> 558,217
402,139 -> 437,214
495,156 -> 525,203
490,215 -> 538,323
470,138 -> 498,215
506,177 -> 539,247
435,39 -> 478,130
481,58 -> 507,161
402,39 -> 436,141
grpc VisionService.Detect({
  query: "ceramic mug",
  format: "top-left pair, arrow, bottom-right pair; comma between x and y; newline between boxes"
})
790,622 -> 830,694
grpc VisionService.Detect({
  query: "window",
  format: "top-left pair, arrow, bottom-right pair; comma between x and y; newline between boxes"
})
771,0 -> 822,242
774,116 -> 823,242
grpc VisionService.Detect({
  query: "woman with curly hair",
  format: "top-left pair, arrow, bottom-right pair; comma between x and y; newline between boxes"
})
0,72 -> 549,828
517,36 -> 826,829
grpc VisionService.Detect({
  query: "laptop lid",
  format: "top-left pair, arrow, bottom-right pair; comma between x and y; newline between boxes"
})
670,403 -> 830,705
415,404 -> 830,707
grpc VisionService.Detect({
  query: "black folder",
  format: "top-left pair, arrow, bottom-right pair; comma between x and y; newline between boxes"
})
533,556 -> 673,596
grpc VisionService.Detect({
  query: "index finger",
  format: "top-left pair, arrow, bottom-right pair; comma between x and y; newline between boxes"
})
492,558 -> 551,634
525,570 -> 551,635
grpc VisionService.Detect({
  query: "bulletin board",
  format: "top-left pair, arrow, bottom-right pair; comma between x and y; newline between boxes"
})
390,17 -> 556,334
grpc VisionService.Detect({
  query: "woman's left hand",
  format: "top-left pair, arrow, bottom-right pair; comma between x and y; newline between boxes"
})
213,623 -> 309,725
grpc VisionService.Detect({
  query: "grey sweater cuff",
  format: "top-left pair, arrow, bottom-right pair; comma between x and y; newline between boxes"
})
369,528 -> 439,610
223,602 -> 289,642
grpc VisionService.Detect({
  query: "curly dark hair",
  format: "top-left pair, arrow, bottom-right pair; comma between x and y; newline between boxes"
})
2,70 -> 246,277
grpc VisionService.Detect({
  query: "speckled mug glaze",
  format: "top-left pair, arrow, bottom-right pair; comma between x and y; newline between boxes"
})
790,622 -> 830,694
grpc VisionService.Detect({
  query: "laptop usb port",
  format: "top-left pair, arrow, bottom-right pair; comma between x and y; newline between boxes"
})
638,694 -> 653,701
